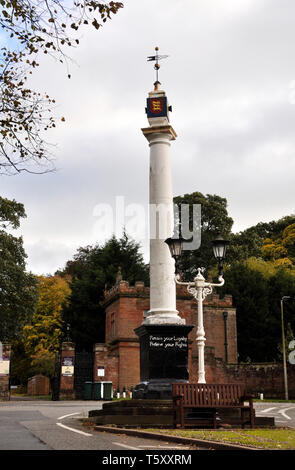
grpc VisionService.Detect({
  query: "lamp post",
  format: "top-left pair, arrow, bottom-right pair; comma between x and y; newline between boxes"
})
280,296 -> 293,401
165,233 -> 229,383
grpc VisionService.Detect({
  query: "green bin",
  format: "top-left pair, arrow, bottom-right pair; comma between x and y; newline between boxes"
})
93,382 -> 102,400
84,381 -> 93,400
102,381 -> 113,400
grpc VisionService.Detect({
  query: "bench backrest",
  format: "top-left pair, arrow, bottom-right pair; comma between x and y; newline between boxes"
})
172,383 -> 246,406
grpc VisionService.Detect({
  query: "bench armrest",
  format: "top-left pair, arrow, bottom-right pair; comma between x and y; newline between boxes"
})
172,394 -> 183,403
240,395 -> 254,405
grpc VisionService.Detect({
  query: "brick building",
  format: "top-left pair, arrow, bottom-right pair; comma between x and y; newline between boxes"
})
93,274 -> 237,391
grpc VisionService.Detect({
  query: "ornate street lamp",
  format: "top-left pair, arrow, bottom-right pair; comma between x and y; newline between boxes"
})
165,232 -> 229,383
164,236 -> 185,274
212,233 -> 230,276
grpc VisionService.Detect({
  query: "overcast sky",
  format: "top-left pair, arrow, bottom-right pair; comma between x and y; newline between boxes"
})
1,0 -> 295,275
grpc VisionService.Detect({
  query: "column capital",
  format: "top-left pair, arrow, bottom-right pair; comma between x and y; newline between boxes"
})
141,125 -> 177,141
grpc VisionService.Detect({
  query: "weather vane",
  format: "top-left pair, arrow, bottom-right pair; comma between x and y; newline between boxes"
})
147,46 -> 169,84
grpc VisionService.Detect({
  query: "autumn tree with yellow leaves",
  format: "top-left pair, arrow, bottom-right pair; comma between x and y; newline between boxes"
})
262,223 -> 295,268
22,274 -> 71,377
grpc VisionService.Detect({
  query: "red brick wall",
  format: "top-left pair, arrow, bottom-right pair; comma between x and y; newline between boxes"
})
208,360 -> 295,399
94,343 -> 119,390
60,342 -> 75,399
176,294 -> 237,364
118,342 -> 140,390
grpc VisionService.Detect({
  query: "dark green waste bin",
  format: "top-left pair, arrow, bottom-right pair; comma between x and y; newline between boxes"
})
93,382 -> 102,400
102,382 -> 113,400
84,381 -> 93,400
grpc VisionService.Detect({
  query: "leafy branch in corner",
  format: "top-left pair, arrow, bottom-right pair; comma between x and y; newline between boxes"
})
0,1 -> 124,174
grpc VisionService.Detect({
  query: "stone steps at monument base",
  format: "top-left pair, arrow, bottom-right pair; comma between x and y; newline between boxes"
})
90,407 -> 172,416
88,399 -> 274,428
91,414 -> 174,426
102,399 -> 172,409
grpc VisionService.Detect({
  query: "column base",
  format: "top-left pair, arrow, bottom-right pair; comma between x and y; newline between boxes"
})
143,308 -> 185,325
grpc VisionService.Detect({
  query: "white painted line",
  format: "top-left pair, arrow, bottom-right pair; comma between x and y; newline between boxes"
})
261,407 -> 277,413
278,407 -> 294,420
57,412 -> 81,420
56,422 -> 92,436
112,442 -> 139,450
138,446 -> 189,449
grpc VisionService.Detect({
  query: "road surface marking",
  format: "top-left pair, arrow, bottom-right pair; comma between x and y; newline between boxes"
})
56,422 -> 92,436
261,407 -> 277,413
138,445 -> 190,449
278,407 -> 294,420
112,442 -> 139,450
57,412 -> 81,420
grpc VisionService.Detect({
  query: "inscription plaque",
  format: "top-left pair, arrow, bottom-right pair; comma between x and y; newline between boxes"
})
149,335 -> 188,350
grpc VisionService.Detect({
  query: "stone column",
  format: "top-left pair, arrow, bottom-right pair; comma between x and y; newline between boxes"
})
142,125 -> 184,326
134,84 -> 193,399
0,343 -> 11,401
59,341 -> 75,399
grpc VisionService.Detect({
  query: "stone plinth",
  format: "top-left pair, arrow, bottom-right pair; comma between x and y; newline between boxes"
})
88,398 -> 274,428
89,399 -> 174,427
133,324 -> 194,399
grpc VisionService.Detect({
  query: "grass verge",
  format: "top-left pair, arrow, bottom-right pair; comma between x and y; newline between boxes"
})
144,428 -> 295,450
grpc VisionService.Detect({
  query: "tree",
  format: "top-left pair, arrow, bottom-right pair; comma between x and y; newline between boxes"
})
229,227 -> 265,262
231,215 -> 295,264
267,269 -> 295,358
0,196 -> 38,341
262,223 -> 295,267
61,233 -> 149,351
173,191 -> 233,279
219,260 -> 295,363
220,262 -> 271,362
0,1 -> 123,174
23,274 -> 71,357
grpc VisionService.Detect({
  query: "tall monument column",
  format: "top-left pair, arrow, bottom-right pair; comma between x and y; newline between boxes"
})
134,49 -> 193,399
142,110 -> 183,326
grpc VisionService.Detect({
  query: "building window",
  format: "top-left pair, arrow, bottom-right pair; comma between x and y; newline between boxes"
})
97,366 -> 105,377
111,312 -> 115,338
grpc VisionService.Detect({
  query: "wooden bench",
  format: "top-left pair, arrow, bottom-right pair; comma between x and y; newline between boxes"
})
172,383 -> 255,429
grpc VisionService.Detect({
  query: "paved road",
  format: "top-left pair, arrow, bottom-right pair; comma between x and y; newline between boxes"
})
254,402 -> 295,427
0,399 -> 294,452
0,400 -> 199,451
